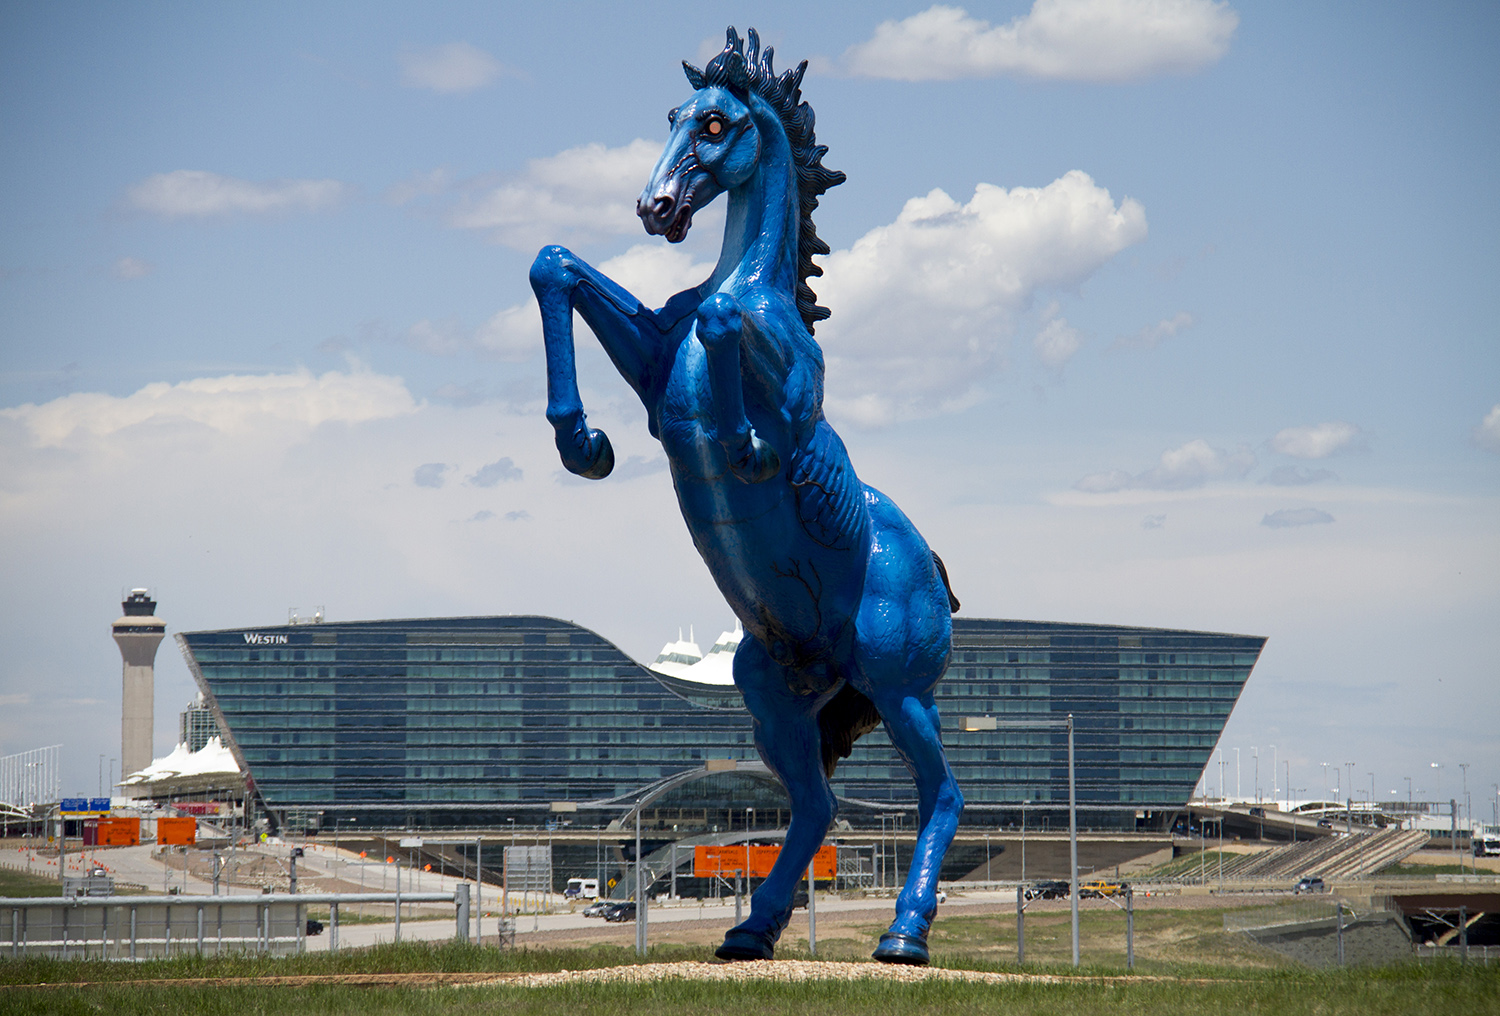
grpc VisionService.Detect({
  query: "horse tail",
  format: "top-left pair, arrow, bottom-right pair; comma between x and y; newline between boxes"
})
932,551 -> 961,613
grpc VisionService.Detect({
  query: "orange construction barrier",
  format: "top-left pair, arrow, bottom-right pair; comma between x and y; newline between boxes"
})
157,816 -> 196,846
694,843 -> 835,879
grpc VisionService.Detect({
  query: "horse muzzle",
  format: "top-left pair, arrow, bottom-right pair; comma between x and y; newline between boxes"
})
637,186 -> 694,243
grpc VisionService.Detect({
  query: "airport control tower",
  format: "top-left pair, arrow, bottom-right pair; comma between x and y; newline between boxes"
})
113,589 -> 165,781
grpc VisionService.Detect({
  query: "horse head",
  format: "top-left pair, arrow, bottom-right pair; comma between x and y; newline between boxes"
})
636,34 -> 770,243
638,27 -> 846,332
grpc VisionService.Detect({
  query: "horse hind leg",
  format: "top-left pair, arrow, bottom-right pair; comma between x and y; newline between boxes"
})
716,638 -> 836,961
867,688 -> 963,966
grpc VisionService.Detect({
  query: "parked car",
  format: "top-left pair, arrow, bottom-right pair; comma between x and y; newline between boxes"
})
1293,876 -> 1325,894
305,919 -> 324,936
1025,880 -> 1070,900
603,901 -> 637,922
1079,879 -> 1127,899
581,900 -> 613,918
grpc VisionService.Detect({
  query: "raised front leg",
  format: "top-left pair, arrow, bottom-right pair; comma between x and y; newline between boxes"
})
530,245 -> 692,478
716,636 -> 837,961
696,293 -> 781,484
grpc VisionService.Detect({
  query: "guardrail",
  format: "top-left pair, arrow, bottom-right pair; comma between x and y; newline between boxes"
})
0,889 -> 471,961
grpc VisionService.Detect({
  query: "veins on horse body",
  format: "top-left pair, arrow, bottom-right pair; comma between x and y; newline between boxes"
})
764,555 -> 826,641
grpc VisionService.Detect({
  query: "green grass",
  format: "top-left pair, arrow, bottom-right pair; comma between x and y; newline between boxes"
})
2,905 -> 1495,1016
919,905 -> 1288,972
1136,850 -> 1256,880
0,941 -> 708,986
1377,862 -> 1485,876
1,958 -> 1495,1016
0,866 -> 65,898
302,906 -> 452,925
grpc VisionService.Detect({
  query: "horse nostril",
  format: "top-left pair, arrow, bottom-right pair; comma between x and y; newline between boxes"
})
651,196 -> 674,220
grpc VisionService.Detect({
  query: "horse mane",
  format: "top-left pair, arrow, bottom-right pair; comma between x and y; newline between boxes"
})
684,27 -> 846,333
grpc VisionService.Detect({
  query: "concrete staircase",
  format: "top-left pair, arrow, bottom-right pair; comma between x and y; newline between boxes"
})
1226,827 -> 1429,882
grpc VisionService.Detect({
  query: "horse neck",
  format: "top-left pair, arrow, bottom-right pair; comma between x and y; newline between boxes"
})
709,113 -> 799,295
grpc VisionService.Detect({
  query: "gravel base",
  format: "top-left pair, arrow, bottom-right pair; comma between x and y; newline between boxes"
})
482,960 -> 1066,987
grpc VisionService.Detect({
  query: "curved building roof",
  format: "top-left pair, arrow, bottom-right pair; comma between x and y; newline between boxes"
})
177,614 -> 1264,831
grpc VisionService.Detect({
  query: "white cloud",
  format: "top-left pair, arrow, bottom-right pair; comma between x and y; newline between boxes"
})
469,457 -> 523,487
1033,308 -> 1082,368
842,1 -> 1238,83
126,170 -> 346,218
1075,438 -> 1256,492
817,171 -> 1146,424
398,42 -> 508,94
448,140 -> 662,249
0,367 -> 416,447
1475,404 -> 1500,453
1142,514 -> 1165,529
112,256 -> 152,280
1262,507 -> 1335,529
1111,310 -> 1193,351
413,463 -> 449,488
1271,421 -> 1362,459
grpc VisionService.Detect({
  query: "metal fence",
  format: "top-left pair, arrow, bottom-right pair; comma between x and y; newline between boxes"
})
1224,900 -> 1343,932
0,890 -> 469,961
0,745 -> 60,813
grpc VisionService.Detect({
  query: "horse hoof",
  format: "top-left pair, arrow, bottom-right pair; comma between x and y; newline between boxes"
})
558,426 -> 614,480
715,929 -> 775,961
873,933 -> 929,966
728,433 -> 780,484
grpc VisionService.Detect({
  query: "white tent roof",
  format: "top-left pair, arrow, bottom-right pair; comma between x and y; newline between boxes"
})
119,736 -> 240,785
651,624 -> 741,686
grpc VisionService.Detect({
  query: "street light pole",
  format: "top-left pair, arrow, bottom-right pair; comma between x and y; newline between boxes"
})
1068,714 -> 1078,970
635,798 -> 646,957
1021,800 -> 1029,883
982,715 -> 1075,965
1344,762 -> 1356,831
1459,763 -> 1470,871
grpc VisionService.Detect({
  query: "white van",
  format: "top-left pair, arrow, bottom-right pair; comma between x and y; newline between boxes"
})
565,877 -> 600,900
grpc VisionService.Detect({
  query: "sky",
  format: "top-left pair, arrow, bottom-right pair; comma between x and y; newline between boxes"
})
1,1 -> 1496,819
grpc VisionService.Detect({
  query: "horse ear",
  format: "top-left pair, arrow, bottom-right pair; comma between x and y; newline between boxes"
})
683,62 -> 706,89
723,51 -> 749,88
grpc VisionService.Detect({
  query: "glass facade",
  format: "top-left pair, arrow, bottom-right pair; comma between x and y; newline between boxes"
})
179,615 -> 1262,831
179,698 -> 222,752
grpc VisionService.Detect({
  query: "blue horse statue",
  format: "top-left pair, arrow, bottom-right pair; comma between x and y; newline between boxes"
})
531,27 -> 962,965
